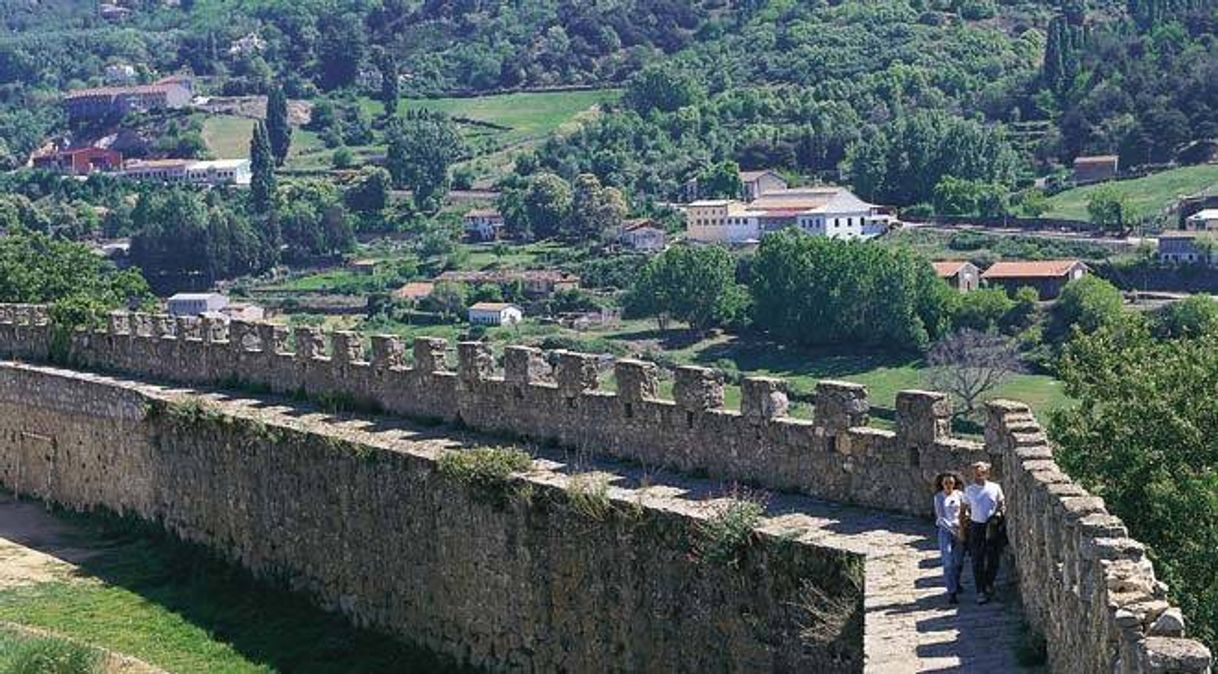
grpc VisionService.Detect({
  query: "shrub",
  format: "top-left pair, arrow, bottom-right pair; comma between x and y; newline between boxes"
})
565,474 -> 612,521
2,636 -> 101,674
436,447 -> 532,505
693,488 -> 767,567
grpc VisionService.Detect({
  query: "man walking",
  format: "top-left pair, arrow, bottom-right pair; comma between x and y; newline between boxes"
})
963,461 -> 1005,604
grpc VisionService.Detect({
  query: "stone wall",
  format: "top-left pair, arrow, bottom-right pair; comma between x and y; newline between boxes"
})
986,399 -> 1212,674
0,303 -> 987,517
0,361 -> 865,673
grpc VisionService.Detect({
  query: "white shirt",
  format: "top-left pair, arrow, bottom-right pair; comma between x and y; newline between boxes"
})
965,481 -> 1005,523
934,491 -> 963,535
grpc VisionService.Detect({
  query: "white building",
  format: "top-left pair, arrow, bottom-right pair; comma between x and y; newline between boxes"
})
119,158 -> 251,186
103,63 -> 138,85
168,293 -> 229,316
1185,209 -> 1218,231
468,302 -> 523,326
685,187 -> 893,244
619,219 -> 667,252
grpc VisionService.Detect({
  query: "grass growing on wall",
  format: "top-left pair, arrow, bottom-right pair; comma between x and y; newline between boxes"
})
0,630 -> 101,674
0,501 -> 474,674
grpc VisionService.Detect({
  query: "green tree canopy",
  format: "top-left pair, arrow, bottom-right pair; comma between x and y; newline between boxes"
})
1087,185 -> 1136,233
1050,275 -> 1127,340
385,112 -> 464,210
0,228 -> 150,311
627,245 -> 747,333
266,84 -> 292,166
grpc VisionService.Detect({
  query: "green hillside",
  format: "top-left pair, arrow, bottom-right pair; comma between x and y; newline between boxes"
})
1043,164 -> 1218,222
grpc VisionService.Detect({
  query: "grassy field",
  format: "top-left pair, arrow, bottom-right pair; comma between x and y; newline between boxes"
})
202,115 -> 326,163
0,502 -> 470,674
1043,164 -> 1218,222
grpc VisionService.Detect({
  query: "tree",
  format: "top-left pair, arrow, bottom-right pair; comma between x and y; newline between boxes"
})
950,287 -> 1015,332
926,329 -> 1021,416
317,13 -> 365,90
427,281 -> 468,320
1050,275 -> 1127,341
699,161 -> 743,199
1087,185 -> 1135,233
933,176 -> 1009,217
567,173 -> 626,243
523,173 -> 573,240
266,84 -> 292,166
249,120 -> 276,215
344,167 -> 391,216
627,245 -> 747,333
1051,324 -> 1218,647
0,228 -> 150,308
623,64 -> 706,114
1154,295 -> 1218,339
378,50 -> 400,118
385,113 -> 464,209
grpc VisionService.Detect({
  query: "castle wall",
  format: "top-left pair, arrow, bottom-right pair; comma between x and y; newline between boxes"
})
0,361 -> 865,673
0,304 -> 988,517
985,400 -> 1212,674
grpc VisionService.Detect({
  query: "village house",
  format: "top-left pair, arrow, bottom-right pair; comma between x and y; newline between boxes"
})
619,219 -> 667,252
65,75 -> 192,120
1184,209 -> 1218,231
1072,155 -> 1119,185
463,209 -> 505,241
103,63 -> 138,85
32,147 -> 123,176
932,261 -> 981,292
119,158 -> 251,186
393,282 -> 435,302
981,259 -> 1089,299
349,259 -> 379,275
685,187 -> 893,244
468,302 -> 523,326
436,270 -> 580,298
1158,231 -> 1217,265
739,169 -> 788,202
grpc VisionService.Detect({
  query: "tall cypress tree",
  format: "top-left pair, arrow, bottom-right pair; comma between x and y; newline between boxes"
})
249,120 -> 276,215
266,85 -> 291,166
379,51 -> 400,118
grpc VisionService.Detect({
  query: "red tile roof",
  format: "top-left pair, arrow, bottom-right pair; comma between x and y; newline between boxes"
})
393,282 -> 434,299
981,260 -> 1086,279
931,261 -> 971,277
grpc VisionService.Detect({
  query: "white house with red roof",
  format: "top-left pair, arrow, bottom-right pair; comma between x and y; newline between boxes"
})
463,208 -> 505,241
685,187 -> 893,244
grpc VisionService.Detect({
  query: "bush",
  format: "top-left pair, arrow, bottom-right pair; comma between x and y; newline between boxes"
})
2,636 -> 101,674
692,488 -> 767,567
436,447 -> 533,505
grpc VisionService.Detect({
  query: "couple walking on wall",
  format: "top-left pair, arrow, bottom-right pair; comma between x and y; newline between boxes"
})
933,462 -> 1006,605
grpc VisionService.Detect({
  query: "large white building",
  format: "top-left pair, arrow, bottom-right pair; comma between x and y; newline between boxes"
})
119,158 -> 251,186
468,302 -> 523,326
684,187 -> 893,244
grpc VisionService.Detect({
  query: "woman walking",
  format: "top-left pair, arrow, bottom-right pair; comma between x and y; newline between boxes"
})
933,472 -> 965,604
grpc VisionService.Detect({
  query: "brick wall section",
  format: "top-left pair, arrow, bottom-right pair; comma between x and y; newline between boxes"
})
986,399 -> 1212,674
0,304 -> 987,516
0,362 -> 865,673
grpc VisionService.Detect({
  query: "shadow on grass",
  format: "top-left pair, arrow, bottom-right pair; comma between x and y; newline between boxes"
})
690,335 -> 920,380
12,499 -> 478,674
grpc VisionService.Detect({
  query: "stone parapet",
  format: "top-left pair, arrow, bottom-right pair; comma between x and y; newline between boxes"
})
986,399 -> 1212,674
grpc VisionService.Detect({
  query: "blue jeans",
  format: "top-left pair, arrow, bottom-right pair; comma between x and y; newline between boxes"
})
938,528 -> 964,594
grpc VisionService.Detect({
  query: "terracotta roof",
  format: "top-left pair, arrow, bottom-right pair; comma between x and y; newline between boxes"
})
740,169 -> 780,181
469,302 -> 520,312
931,261 -> 971,277
393,281 -> 434,299
981,260 -> 1086,279
622,219 -> 660,232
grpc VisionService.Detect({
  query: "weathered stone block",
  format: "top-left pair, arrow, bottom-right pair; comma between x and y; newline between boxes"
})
108,311 -> 130,335
1139,637 -> 1213,674
332,331 -> 363,365
457,342 -> 494,384
413,337 -> 449,373
673,366 -> 724,412
370,335 -> 404,369
741,377 -> 788,421
895,390 -> 951,445
504,346 -> 547,384
258,323 -> 287,355
202,317 -> 227,344
175,317 -> 196,340
230,320 -> 256,352
294,327 -> 325,361
615,360 -> 659,403
0,305 -> 13,324
556,351 -> 599,398
814,380 -> 869,433
1148,608 -> 1186,637
153,314 -> 175,338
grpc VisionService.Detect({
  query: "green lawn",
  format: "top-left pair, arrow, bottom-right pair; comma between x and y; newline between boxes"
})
1043,164 -> 1218,221
202,115 -> 326,163
0,504 -> 470,674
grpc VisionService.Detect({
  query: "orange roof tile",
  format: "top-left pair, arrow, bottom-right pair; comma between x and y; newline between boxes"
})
981,260 -> 1086,279
931,261 -> 970,277
393,282 -> 434,299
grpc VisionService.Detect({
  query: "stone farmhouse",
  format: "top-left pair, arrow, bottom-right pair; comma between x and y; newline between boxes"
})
1072,155 -> 1120,184
31,147 -> 123,175
618,219 -> 667,252
1158,231 -> 1218,265
739,169 -> 788,201
462,208 -> 505,241
932,260 -> 981,292
981,259 -> 1089,299
64,75 -> 193,120
685,186 -> 894,245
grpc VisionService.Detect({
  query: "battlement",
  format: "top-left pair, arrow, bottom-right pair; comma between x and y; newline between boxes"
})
0,304 -> 986,515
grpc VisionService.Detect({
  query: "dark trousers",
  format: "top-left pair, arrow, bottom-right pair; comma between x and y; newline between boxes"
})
968,521 -> 1001,593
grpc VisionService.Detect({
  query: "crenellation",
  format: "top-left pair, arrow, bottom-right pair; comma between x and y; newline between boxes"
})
413,337 -> 448,373
613,359 -> 658,403
502,345 -> 546,385
294,327 -> 324,361
202,316 -> 227,344
672,365 -> 724,412
457,341 -> 494,384
332,331 -> 363,365
108,311 -> 130,335
258,323 -> 287,355
814,380 -> 869,434
895,390 -> 952,446
555,350 -> 599,398
370,335 -> 404,369
229,320 -> 256,352
740,376 -> 788,421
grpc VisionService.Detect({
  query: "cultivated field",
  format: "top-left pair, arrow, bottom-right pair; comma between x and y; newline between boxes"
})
1043,164 -> 1218,222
